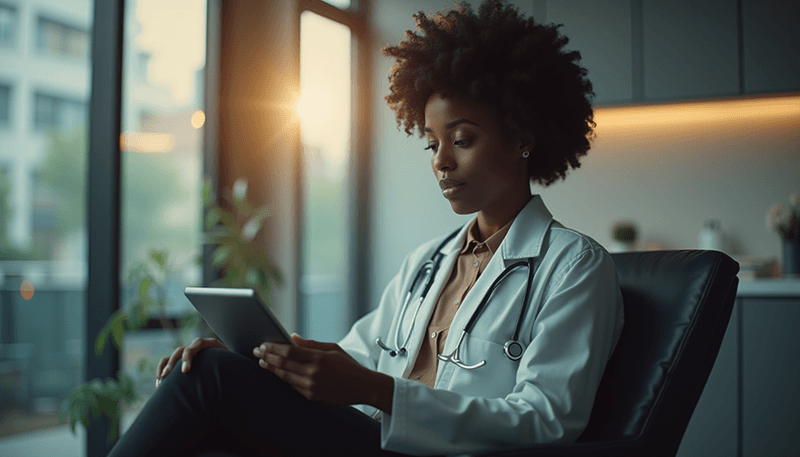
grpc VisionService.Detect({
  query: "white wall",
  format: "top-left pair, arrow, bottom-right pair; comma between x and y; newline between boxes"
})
367,0 -> 800,309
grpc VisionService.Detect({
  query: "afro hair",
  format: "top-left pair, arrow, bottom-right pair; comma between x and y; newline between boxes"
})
383,0 -> 595,186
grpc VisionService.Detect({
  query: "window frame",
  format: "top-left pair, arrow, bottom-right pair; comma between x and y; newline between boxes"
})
297,0 -> 373,326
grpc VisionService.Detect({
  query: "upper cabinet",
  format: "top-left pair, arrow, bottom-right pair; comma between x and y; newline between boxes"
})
546,0 -> 634,105
540,0 -> 800,105
742,0 -> 800,94
642,0 -> 739,102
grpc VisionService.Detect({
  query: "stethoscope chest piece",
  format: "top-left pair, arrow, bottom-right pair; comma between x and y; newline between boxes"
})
503,340 -> 524,361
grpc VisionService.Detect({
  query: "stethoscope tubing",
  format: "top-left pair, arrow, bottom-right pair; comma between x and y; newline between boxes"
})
378,227 -> 537,368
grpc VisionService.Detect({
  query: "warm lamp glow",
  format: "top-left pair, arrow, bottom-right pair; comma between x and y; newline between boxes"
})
191,110 -> 206,129
595,94 -> 800,130
120,132 -> 177,153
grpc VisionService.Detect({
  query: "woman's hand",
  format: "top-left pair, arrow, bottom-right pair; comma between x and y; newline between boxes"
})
155,337 -> 229,388
253,335 -> 394,413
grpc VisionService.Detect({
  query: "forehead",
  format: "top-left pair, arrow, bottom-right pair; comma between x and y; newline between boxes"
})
423,92 -> 498,132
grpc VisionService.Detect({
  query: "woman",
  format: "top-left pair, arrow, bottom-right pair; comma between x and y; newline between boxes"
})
108,1 -> 623,456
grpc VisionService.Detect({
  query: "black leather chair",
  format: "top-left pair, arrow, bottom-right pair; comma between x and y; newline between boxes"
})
475,250 -> 740,457
198,250 -> 739,457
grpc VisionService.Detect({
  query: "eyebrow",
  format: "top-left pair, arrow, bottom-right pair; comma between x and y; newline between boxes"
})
423,118 -> 480,133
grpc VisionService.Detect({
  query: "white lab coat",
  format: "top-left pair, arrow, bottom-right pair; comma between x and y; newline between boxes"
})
339,196 -> 624,456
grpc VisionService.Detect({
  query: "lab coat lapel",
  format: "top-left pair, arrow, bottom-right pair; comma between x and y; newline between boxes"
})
443,196 -> 552,360
400,224 -> 469,375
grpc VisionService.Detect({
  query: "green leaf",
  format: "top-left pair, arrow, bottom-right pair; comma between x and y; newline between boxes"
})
139,277 -> 152,298
212,245 -> 230,267
232,178 -> 248,203
202,178 -> 215,206
241,217 -> 261,241
205,206 -> 221,231
149,250 -> 168,269
245,268 -> 258,286
87,389 -> 100,417
110,314 -> 125,350
95,325 -> 109,356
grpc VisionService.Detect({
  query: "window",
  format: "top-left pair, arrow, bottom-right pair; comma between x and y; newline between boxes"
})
0,84 -> 9,126
118,0 -> 207,429
0,1 -> 92,452
298,11 -> 352,341
36,17 -> 90,58
0,4 -> 16,47
33,92 -> 87,131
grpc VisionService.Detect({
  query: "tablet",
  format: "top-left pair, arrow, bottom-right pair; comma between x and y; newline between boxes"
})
184,287 -> 294,359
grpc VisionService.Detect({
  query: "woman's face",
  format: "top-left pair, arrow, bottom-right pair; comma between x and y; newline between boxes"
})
424,92 -> 531,219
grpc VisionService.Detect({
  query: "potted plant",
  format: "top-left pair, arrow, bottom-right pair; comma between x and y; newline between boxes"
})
59,178 -> 282,443
766,188 -> 800,276
611,221 -> 638,253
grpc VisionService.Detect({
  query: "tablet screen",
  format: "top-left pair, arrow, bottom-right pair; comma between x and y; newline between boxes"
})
184,287 -> 294,359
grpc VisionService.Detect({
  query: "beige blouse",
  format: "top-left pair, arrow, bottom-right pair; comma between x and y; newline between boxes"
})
405,219 -> 512,387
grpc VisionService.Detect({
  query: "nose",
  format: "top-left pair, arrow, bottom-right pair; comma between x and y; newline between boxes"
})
432,144 -> 455,172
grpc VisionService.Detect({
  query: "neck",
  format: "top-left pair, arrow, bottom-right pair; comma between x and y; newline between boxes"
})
475,192 -> 533,242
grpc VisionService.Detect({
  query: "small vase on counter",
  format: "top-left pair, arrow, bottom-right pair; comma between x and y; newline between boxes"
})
783,238 -> 800,277
699,219 -> 722,252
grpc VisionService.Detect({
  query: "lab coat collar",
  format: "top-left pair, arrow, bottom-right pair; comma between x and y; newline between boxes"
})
501,195 -> 553,261
436,195 -> 552,261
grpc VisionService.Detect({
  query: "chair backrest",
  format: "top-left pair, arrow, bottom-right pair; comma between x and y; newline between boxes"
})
577,250 -> 739,456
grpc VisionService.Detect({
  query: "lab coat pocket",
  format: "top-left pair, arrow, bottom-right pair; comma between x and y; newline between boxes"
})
446,334 -> 519,398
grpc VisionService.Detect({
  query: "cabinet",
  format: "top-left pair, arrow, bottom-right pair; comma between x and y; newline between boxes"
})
540,0 -> 800,105
642,0 -> 739,102
741,298 -> 800,457
546,1 -> 634,105
676,281 -> 800,457
742,0 -> 800,94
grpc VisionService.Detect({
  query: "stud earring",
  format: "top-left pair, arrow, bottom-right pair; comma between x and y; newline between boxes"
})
522,151 -> 530,158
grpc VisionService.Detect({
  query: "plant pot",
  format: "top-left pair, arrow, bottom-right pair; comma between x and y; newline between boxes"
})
783,238 -> 800,277
611,241 -> 635,253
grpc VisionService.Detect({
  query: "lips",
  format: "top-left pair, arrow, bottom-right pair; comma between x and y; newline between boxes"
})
439,178 -> 465,191
439,178 -> 465,199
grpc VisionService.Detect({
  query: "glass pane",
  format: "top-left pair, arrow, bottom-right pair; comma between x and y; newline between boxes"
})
119,0 -> 206,429
298,11 -> 351,341
0,4 -> 16,47
0,0 -> 92,454
321,0 -> 352,10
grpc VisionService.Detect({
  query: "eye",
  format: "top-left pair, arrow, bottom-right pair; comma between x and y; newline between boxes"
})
424,143 -> 439,152
454,138 -> 471,147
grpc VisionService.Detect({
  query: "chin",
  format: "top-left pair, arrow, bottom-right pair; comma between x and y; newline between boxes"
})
448,201 -> 479,215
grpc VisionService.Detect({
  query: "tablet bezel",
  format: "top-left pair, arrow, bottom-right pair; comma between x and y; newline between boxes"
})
184,287 -> 294,359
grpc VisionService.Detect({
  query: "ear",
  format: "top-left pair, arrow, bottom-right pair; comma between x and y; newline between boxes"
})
516,133 -> 535,155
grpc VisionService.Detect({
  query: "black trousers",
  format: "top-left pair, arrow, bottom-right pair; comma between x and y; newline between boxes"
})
107,348 -> 409,457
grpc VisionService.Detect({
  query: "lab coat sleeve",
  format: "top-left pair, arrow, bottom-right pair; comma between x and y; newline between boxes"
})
338,250 -> 417,370
380,245 -> 623,456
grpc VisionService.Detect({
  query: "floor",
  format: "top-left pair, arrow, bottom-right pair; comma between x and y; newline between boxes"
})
0,410 -> 138,456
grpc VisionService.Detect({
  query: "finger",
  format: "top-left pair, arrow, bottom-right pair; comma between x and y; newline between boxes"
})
260,342 -> 316,362
155,356 -> 169,378
263,361 -> 312,391
181,337 -> 208,372
155,356 -> 170,388
291,335 -> 335,350
261,352 -> 314,376
163,346 -> 185,378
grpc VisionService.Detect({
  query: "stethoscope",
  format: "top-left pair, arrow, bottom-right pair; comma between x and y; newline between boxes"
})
375,228 -> 536,370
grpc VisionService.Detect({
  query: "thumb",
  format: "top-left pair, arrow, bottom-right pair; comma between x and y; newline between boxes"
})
291,334 -> 338,350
